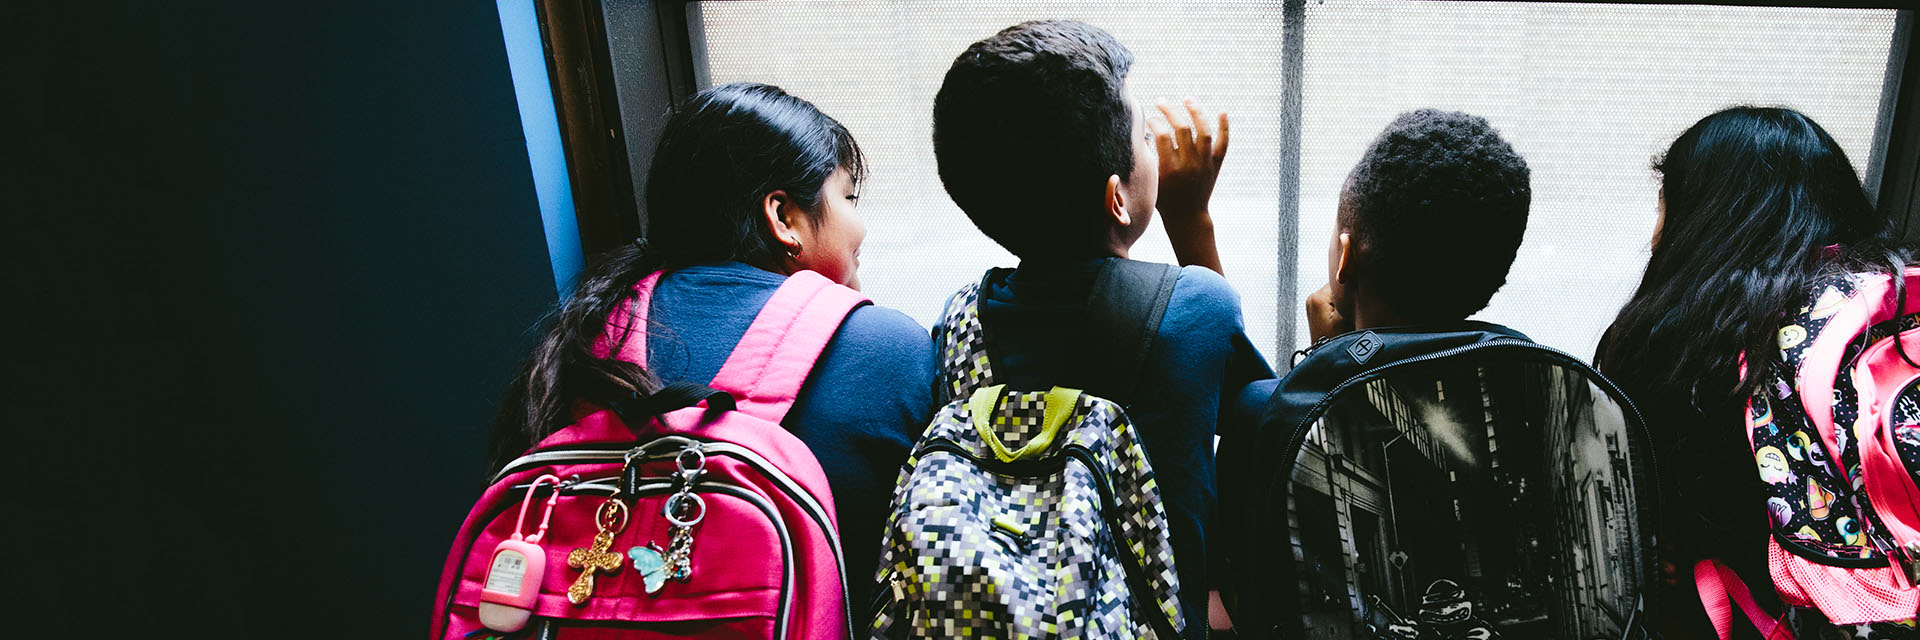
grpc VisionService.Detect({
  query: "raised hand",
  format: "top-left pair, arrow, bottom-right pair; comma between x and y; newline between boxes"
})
1305,283 -> 1353,344
1147,98 -> 1230,274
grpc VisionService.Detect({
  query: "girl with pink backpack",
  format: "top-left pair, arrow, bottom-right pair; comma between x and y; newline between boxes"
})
1598,106 -> 1919,638
432,82 -> 934,639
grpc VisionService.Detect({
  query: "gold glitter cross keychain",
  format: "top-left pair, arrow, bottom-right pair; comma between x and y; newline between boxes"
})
565,496 -> 628,605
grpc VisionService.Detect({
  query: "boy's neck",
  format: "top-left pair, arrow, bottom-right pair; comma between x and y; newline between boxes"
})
1016,248 -> 1125,269
1349,293 -> 1425,331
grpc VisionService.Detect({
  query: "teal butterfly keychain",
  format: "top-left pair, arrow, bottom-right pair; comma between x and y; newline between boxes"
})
629,447 -> 706,595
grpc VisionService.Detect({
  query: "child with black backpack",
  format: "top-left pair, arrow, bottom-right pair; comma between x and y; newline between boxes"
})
868,20 -> 1273,640
1218,110 -> 1664,640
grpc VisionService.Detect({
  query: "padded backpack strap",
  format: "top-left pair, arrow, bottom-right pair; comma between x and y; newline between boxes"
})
1797,269 -> 1920,466
1063,258 -> 1180,403
709,270 -> 870,424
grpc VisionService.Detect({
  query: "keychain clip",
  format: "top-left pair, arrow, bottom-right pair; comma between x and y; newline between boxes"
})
514,474 -> 564,544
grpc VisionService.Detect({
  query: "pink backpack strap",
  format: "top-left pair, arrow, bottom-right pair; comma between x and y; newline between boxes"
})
1695,558 -> 1795,640
710,270 -> 870,424
1798,270 -> 1920,465
594,271 -> 665,364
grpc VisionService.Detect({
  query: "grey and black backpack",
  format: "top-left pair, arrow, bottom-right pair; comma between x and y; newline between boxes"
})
1217,324 -> 1663,640
869,259 -> 1186,639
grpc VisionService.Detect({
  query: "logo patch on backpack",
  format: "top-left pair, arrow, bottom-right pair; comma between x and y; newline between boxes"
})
1348,331 -> 1383,364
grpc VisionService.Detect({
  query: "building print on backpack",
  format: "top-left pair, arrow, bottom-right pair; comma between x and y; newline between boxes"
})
1285,361 -> 1647,639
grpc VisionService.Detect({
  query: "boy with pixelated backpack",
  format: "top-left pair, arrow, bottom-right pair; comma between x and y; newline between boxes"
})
868,20 -> 1273,640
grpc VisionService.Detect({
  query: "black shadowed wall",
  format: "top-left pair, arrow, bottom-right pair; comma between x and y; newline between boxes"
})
5,2 -> 560,636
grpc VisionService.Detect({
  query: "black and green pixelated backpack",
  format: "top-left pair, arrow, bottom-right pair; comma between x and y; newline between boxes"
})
869,259 -> 1186,640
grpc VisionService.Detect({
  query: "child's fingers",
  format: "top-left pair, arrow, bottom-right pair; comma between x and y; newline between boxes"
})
1214,112 -> 1231,161
1155,101 -> 1192,151
1147,114 -> 1178,161
1184,99 -> 1212,156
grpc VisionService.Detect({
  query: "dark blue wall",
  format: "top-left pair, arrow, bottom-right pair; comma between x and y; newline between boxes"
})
7,2 -> 558,635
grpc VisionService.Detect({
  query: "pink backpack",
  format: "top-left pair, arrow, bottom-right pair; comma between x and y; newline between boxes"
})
431,270 -> 865,639
1699,268 -> 1920,638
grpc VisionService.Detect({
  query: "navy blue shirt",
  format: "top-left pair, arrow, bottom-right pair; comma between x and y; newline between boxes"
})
644,262 -> 935,610
950,259 -> 1274,638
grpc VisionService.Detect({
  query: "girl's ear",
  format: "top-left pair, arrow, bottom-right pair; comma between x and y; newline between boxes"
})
1104,174 -> 1132,227
761,190 -> 803,254
1333,232 -> 1354,283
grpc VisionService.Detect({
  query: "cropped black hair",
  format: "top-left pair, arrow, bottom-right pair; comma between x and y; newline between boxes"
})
1341,109 -> 1531,321
932,20 -> 1136,258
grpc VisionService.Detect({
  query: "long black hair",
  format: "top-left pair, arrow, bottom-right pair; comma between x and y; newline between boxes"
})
486,82 -> 866,472
1596,107 -> 1908,573
1598,106 -> 1906,408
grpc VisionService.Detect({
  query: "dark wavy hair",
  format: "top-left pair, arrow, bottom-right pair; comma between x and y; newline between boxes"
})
1341,109 -> 1532,321
485,82 -> 865,472
1597,106 -> 1907,408
932,20 -> 1135,258
1595,107 -> 1909,573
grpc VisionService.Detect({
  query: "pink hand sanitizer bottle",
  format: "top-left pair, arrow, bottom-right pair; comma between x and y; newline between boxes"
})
479,475 -> 562,632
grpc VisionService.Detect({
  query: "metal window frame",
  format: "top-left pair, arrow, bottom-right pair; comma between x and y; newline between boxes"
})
535,0 -> 1920,333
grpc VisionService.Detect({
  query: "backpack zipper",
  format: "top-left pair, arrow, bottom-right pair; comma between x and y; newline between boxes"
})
462,474 -> 796,637
867,570 -> 907,632
487,438 -> 828,639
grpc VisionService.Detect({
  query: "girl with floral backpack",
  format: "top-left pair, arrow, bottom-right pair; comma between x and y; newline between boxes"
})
1598,106 -> 1919,638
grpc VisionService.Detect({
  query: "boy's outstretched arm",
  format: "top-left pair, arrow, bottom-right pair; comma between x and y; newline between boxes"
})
1149,98 -> 1229,275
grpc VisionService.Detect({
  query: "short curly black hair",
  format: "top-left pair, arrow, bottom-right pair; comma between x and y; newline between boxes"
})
933,20 -> 1136,258
1341,109 -> 1531,321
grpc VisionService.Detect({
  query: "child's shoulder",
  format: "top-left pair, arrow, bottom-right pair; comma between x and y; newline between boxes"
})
1166,264 -> 1245,318
838,303 -> 933,351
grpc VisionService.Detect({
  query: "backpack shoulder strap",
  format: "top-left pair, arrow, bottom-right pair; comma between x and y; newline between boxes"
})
1693,558 -> 1794,640
1063,258 -> 1180,403
1794,269 -> 1920,465
709,269 -> 871,424
935,269 -> 1003,403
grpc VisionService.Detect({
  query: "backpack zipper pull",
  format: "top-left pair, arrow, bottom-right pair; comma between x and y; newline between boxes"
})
1872,530 -> 1919,587
1901,542 -> 1920,585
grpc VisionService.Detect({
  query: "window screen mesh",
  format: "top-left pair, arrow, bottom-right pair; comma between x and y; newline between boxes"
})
1294,1 -> 1897,359
697,0 -> 1289,355
693,0 -> 1898,364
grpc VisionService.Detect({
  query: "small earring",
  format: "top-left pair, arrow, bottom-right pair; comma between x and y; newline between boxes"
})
787,242 -> 803,258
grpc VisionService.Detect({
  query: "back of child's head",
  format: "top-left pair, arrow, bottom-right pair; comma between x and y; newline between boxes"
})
1341,109 -> 1531,321
933,20 -> 1136,258
1599,106 -> 1905,402
649,81 -> 866,269
489,81 -> 864,472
